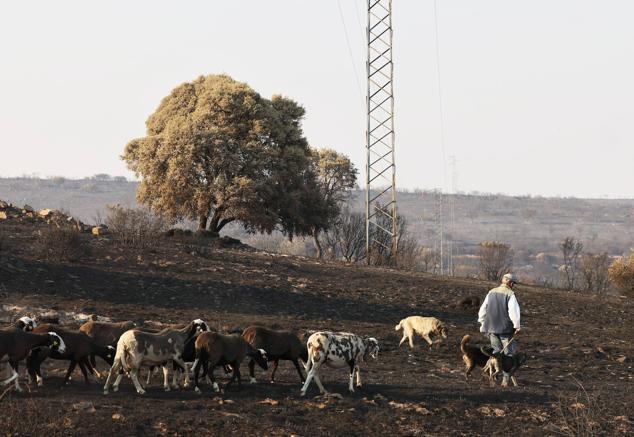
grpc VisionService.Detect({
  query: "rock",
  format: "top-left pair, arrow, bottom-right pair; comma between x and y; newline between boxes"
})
112,413 -> 125,422
23,204 -> 34,213
39,209 -> 53,218
0,211 -> 7,220
72,401 -> 96,413
615,356 -> 628,363
92,226 -> 108,236
0,200 -> 8,209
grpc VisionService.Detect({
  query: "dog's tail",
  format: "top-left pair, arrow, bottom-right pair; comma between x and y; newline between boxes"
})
480,346 -> 495,357
460,335 -> 470,354
395,320 -> 403,331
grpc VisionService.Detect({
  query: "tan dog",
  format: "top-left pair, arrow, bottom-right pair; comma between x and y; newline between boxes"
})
395,316 -> 448,349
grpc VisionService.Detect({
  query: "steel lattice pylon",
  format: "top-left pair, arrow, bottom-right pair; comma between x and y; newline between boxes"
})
366,0 -> 397,265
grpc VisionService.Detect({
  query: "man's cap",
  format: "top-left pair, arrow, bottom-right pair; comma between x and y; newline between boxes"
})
503,273 -> 518,283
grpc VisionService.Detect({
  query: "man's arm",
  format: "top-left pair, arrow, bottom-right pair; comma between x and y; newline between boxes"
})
477,294 -> 489,332
508,294 -> 521,331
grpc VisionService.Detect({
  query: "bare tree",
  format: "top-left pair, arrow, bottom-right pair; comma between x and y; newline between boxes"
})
420,247 -> 440,273
477,241 -> 514,281
560,237 -> 584,290
579,252 -> 611,293
320,208 -> 366,263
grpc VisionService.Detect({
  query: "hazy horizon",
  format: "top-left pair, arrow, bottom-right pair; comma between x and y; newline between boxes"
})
1,1 -> 633,198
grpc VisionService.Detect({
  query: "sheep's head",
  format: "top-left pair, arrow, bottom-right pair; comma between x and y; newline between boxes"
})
47,332 -> 66,354
363,337 -> 379,360
193,319 -> 210,334
18,316 -> 37,331
105,346 -> 116,364
249,348 -> 268,370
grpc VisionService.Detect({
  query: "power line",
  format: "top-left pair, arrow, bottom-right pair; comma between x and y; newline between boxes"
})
337,0 -> 365,108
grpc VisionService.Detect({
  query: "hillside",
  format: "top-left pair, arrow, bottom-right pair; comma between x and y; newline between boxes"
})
2,176 -> 634,282
0,216 -> 632,436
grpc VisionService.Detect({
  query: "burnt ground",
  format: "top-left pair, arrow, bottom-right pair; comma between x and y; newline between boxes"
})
0,221 -> 632,436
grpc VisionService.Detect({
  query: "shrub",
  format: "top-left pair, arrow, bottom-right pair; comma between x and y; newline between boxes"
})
105,205 -> 169,249
37,228 -> 90,262
608,253 -> 634,295
477,241 -> 513,281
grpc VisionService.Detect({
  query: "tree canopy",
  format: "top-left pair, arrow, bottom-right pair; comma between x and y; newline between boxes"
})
123,74 -> 331,236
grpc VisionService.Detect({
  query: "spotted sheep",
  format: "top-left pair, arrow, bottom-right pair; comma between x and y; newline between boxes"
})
0,328 -> 66,392
191,332 -> 268,394
300,331 -> 379,397
27,324 -> 116,386
103,319 -> 208,395
241,326 -> 308,384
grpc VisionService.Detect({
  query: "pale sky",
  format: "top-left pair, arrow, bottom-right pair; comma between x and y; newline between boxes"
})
1,1 -> 633,198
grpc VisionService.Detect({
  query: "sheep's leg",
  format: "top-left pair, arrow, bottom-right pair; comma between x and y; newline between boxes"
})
26,352 -> 42,386
9,361 -> 22,393
129,368 -> 146,394
192,357 -> 203,394
172,356 -> 189,388
209,365 -> 220,393
355,364 -> 362,387
248,359 -> 256,384
269,359 -> 279,383
292,359 -> 305,384
313,371 -> 326,395
162,365 -> 171,392
348,360 -> 356,393
301,360 -> 325,396
78,361 -> 91,385
0,364 -> 18,387
146,366 -> 154,385
225,361 -> 240,390
103,361 -> 117,394
64,361 -> 78,385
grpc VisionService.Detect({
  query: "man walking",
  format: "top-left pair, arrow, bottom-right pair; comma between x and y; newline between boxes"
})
478,273 -> 521,386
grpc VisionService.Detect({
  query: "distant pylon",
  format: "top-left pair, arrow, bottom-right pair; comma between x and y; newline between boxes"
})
365,0 -> 397,265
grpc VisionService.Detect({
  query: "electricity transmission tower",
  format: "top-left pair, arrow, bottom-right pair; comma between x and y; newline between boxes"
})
365,0 -> 397,265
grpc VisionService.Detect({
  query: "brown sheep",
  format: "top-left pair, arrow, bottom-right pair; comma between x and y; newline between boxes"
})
242,326 -> 307,384
191,332 -> 268,394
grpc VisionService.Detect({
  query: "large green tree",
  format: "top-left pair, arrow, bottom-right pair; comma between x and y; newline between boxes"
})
123,74 -> 326,235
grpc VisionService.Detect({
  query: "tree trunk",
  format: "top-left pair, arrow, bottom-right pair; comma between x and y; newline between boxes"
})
198,215 -> 208,231
313,228 -> 323,259
208,209 -> 224,234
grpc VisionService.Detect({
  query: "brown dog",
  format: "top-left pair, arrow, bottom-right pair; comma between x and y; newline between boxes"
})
460,335 -> 492,380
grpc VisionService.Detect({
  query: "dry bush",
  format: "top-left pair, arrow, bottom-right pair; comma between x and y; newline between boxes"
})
579,253 -> 611,293
550,380 -> 611,437
105,205 -> 169,249
36,227 -> 90,262
477,241 -> 513,281
608,253 -> 634,295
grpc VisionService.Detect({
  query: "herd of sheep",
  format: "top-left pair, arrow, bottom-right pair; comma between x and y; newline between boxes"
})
1,314 -> 454,398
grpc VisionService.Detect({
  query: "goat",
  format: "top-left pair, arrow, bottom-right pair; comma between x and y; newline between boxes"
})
191,332 -> 268,394
14,316 -> 37,331
27,324 -> 115,386
301,331 -> 379,397
103,319 -> 207,395
241,326 -> 307,384
0,328 -> 66,392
